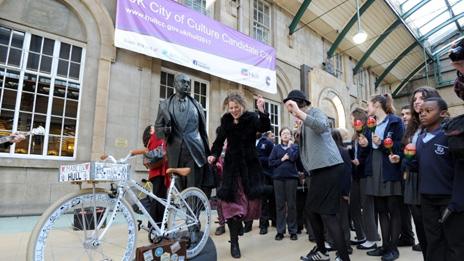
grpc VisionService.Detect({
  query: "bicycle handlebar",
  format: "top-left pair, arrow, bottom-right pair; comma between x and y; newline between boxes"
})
98,148 -> 148,164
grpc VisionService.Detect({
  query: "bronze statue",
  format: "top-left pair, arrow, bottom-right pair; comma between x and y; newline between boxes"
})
155,73 -> 210,191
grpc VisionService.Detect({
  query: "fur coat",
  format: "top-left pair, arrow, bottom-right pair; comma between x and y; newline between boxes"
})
211,111 -> 271,202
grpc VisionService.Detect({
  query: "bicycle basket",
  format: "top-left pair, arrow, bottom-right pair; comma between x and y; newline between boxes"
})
59,162 -> 130,182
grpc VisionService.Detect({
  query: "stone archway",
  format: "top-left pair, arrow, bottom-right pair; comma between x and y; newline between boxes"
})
317,88 -> 347,129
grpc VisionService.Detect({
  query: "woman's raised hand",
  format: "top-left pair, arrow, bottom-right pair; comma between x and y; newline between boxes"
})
207,155 -> 216,164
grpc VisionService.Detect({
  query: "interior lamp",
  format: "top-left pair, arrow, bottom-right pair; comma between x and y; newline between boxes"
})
352,0 -> 367,44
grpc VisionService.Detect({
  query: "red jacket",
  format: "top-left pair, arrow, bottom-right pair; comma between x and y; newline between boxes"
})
147,133 -> 170,187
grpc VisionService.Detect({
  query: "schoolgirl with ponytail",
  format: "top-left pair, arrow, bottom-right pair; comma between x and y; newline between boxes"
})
358,93 -> 405,261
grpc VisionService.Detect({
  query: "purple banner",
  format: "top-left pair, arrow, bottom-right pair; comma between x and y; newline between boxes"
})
115,0 -> 275,70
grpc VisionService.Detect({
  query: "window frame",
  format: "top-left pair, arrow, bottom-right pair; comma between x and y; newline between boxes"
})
251,0 -> 272,45
0,25 -> 85,160
179,0 -> 210,16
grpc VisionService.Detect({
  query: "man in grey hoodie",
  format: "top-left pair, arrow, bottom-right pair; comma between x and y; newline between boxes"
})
284,90 -> 349,261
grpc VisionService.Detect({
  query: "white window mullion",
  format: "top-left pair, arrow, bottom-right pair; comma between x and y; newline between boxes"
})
72,47 -> 86,158
10,32 -> 31,154
42,40 -> 60,156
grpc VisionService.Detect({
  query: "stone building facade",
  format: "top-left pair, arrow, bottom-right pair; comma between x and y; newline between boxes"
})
1,0 -> 458,215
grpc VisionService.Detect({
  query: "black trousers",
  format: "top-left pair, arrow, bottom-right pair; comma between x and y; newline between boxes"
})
273,178 -> 298,234
399,200 -> 415,243
259,173 -> 276,228
149,176 -> 167,224
410,204 -> 427,260
374,196 -> 402,252
175,143 -> 204,191
326,198 -> 351,249
421,195 -> 464,261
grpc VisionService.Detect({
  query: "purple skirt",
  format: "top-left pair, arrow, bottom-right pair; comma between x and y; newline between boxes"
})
219,178 -> 261,221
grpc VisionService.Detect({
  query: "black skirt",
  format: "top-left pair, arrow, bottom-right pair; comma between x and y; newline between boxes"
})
306,164 -> 343,215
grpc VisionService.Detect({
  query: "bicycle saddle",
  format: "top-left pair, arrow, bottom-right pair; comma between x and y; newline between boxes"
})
166,167 -> 191,176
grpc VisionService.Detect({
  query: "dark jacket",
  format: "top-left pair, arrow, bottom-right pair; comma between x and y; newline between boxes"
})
338,146 -> 352,197
155,94 -> 211,168
256,135 -> 274,176
268,144 -> 299,179
406,127 -> 463,211
363,114 -> 404,182
350,129 -> 371,180
211,111 -> 271,202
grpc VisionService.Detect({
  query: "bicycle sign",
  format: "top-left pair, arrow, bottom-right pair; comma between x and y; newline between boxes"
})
59,162 -> 130,182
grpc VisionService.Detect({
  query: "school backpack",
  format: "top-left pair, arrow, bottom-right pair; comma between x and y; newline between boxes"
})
442,114 -> 464,160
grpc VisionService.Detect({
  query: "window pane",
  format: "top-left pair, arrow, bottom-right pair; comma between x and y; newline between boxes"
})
7,48 -> 22,67
47,135 -> 60,156
65,100 -> 77,118
194,81 -> 199,93
201,83 -> 206,94
11,31 -> 24,48
61,136 -> 75,156
0,27 -> 10,45
2,89 -> 17,109
35,95 -> 49,114
30,133 -> 45,155
67,83 -> 80,100
63,118 -> 76,136
60,43 -> 70,59
0,109 -> 14,131
0,46 -> 7,64
22,73 -> 37,92
69,62 -> 80,79
42,38 -> 54,56
51,97 -> 64,116
14,136 -> 29,154
17,112 -> 32,132
27,52 -> 40,71
20,92 -> 34,112
49,117 -> 62,135
4,70 -> 19,90
57,59 -> 68,77
29,35 -> 42,53
54,80 -> 66,98
37,77 -> 51,95
39,55 -> 52,73
167,73 -> 174,87
71,46 -> 82,62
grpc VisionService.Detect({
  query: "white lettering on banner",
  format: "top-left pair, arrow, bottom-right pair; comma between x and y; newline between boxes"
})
149,1 -> 171,20
186,18 -> 220,39
129,0 -> 146,8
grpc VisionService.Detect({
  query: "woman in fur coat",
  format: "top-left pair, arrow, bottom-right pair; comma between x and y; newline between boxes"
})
208,92 -> 271,258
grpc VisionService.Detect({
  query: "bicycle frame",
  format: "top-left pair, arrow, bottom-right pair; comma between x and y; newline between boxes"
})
88,154 -> 199,244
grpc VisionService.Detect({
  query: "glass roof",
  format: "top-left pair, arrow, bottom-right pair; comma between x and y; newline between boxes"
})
388,0 -> 463,48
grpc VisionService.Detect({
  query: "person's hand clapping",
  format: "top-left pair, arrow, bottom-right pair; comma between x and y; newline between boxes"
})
207,155 -> 216,164
358,134 -> 368,147
389,154 -> 401,164
281,153 -> 289,162
372,134 -> 382,146
256,96 -> 265,113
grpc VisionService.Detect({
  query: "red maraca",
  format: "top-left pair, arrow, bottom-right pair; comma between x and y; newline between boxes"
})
384,137 -> 394,154
404,143 -> 416,160
354,120 -> 364,134
367,116 -> 376,132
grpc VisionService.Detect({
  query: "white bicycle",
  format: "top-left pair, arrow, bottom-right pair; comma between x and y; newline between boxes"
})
26,149 -> 211,261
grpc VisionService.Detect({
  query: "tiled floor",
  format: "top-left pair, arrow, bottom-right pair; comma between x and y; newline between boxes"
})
0,213 -> 423,260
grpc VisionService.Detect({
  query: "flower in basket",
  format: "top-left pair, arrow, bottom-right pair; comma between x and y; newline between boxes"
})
384,137 -> 394,154
367,116 -> 377,132
404,143 -> 416,160
354,120 -> 364,134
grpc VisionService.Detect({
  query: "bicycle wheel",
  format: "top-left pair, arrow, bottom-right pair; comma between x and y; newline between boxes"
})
167,187 -> 211,258
27,189 -> 137,261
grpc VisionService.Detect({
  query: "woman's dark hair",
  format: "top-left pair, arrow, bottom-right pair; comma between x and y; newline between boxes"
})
403,86 -> 440,145
370,93 -> 395,114
331,129 -> 344,147
425,97 -> 448,111
351,108 -> 368,141
279,127 -> 292,136
142,125 -> 152,147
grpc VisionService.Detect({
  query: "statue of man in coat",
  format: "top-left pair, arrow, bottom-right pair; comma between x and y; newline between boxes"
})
155,73 -> 210,191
